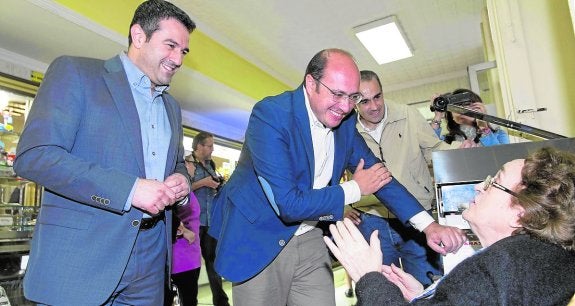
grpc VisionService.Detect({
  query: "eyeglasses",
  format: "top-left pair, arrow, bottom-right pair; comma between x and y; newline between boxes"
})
314,78 -> 363,105
483,174 -> 519,198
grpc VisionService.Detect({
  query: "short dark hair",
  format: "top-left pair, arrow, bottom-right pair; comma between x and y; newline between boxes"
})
192,131 -> 214,151
303,48 -> 355,88
128,0 -> 196,46
360,70 -> 382,90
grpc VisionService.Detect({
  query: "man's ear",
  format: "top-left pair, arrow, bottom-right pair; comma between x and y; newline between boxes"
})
304,74 -> 316,91
130,24 -> 146,48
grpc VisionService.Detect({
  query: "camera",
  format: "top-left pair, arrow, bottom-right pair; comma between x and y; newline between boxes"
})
214,174 -> 225,192
430,91 -> 475,112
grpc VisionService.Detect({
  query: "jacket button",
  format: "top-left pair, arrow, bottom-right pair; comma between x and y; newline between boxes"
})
132,220 -> 140,227
278,239 -> 286,247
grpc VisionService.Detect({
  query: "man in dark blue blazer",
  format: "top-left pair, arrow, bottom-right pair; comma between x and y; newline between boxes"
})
209,48 -> 467,306
14,1 -> 194,305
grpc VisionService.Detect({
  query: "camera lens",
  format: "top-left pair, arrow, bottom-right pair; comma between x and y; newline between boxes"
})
430,96 -> 449,112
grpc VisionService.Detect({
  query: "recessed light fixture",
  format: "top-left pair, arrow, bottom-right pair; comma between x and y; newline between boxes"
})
354,15 -> 413,65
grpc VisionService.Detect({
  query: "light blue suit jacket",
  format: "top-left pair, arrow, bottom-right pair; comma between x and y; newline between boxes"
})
209,86 -> 425,282
14,55 -> 188,305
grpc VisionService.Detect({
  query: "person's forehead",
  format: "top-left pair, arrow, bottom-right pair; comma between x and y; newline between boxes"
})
203,138 -> 214,145
498,159 -> 525,180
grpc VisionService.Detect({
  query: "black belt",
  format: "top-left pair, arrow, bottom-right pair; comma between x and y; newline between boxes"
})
139,212 -> 165,231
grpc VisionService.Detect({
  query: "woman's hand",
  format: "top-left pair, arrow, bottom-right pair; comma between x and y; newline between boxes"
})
323,219 -> 382,282
382,263 -> 425,301
178,222 -> 196,244
467,102 -> 489,129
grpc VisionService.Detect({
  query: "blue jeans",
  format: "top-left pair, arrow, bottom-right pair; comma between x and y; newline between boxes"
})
357,212 -> 442,286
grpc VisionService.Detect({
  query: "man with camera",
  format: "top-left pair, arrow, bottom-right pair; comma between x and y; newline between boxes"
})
344,70 -> 477,288
187,131 -> 230,306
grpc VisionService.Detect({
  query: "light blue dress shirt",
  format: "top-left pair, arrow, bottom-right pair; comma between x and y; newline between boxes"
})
119,52 -> 171,216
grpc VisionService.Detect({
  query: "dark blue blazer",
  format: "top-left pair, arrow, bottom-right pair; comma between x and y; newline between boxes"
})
14,55 -> 188,305
209,86 -> 424,282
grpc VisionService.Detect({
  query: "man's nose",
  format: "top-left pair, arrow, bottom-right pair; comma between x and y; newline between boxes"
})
340,99 -> 354,113
171,50 -> 185,66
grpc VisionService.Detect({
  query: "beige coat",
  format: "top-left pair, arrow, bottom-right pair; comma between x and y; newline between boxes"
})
353,102 -> 458,217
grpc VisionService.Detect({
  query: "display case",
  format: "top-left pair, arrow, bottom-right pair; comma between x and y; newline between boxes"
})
0,73 -> 39,304
0,132 -> 40,306
0,131 -> 41,253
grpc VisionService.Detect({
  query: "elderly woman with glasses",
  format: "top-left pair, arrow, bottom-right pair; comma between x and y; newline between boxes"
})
325,147 -> 575,305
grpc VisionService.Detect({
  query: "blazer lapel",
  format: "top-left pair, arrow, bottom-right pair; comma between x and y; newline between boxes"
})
331,128 -> 346,185
103,56 -> 146,176
292,85 -> 315,180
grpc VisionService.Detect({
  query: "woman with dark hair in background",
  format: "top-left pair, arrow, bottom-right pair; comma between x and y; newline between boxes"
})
430,88 -> 509,146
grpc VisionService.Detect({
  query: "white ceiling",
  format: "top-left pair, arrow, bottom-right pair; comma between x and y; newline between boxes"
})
0,0 -> 485,142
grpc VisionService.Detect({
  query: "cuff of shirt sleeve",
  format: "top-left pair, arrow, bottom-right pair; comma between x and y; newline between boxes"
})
341,180 -> 361,205
409,211 -> 435,232
177,195 -> 189,206
124,180 -> 138,212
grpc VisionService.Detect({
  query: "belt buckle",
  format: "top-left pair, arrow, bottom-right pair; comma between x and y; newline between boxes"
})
139,212 -> 165,231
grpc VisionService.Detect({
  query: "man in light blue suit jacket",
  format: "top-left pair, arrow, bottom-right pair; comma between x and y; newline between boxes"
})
14,1 -> 194,305
209,49 -> 467,306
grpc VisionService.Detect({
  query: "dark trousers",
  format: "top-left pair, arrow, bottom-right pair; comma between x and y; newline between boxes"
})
105,222 -> 167,305
200,226 -> 230,306
166,268 -> 201,306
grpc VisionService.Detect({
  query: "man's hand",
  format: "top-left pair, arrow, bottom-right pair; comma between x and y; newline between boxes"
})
353,159 -> 392,195
423,222 -> 467,255
164,173 -> 190,201
195,176 -> 220,189
343,208 -> 361,225
132,178 -> 177,215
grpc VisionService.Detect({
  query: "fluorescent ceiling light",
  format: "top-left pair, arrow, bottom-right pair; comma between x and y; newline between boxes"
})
354,16 -> 413,65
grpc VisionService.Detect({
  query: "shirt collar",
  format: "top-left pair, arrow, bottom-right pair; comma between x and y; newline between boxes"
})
119,52 -> 169,94
303,87 -> 330,130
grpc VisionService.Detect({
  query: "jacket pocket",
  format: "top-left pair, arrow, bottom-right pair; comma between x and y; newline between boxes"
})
37,204 -> 93,230
228,187 -> 262,224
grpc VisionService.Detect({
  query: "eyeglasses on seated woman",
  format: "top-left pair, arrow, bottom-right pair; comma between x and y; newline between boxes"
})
325,147 -> 575,305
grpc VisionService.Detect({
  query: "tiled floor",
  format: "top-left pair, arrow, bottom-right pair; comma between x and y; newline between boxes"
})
191,266 -> 357,306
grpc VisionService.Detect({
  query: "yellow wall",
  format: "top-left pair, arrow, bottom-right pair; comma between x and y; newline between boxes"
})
53,0 -> 290,100
548,0 -> 575,136
487,0 -> 575,138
